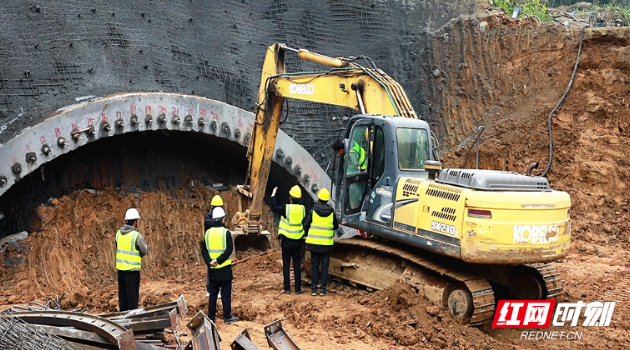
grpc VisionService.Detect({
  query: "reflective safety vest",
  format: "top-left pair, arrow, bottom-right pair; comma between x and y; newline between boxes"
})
350,141 -> 366,171
278,204 -> 305,239
205,227 -> 232,269
115,230 -> 142,271
305,211 -> 334,246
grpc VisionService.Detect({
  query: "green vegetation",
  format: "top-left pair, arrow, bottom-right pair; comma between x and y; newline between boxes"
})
561,1 -> 630,26
548,1 -> 630,7
494,0 -> 629,23
493,0 -> 552,22
596,2 -> 630,23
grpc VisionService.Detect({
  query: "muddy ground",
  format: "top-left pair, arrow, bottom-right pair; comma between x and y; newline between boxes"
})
2,15 -> 630,350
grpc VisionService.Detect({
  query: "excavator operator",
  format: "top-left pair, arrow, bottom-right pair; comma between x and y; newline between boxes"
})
333,139 -> 366,174
333,135 -> 368,210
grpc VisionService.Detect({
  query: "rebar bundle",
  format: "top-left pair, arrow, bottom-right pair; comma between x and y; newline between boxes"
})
0,313 -> 79,350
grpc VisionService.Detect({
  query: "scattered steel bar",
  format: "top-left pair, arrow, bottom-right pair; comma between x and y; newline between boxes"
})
136,342 -> 170,350
186,311 -> 221,350
231,328 -> 261,350
164,329 -> 187,337
0,313 -> 80,350
65,341 -> 114,350
164,328 -> 185,347
264,320 -> 300,350
11,305 -> 31,311
100,294 -> 188,320
108,308 -> 174,322
13,311 -> 136,350
114,308 -> 178,332
35,325 -> 111,345
33,301 -> 49,309
69,308 -> 88,313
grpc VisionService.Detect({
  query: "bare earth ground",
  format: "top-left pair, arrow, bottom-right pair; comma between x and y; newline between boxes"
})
2,17 -> 630,350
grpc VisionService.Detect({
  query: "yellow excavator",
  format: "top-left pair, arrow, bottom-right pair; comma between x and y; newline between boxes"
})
233,43 -> 571,325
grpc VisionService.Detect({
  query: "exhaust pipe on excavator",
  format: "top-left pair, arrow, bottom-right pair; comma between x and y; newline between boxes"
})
526,162 -> 539,176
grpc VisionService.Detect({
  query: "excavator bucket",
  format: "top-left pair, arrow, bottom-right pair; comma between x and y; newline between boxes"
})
231,209 -> 272,259
232,231 -> 272,259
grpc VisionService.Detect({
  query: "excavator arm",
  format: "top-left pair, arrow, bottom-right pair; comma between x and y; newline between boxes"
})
235,43 -> 417,235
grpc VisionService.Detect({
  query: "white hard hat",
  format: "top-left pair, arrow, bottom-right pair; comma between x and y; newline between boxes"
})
125,208 -> 141,221
212,207 -> 226,220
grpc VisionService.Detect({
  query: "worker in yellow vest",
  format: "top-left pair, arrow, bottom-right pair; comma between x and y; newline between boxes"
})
204,194 -> 225,298
204,194 -> 224,231
333,139 -> 366,173
333,138 -> 367,210
115,208 -> 148,311
304,188 -> 339,296
271,185 -> 306,295
201,207 -> 238,325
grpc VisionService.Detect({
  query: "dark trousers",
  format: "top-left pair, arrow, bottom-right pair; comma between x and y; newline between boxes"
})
118,270 -> 140,312
207,279 -> 232,322
281,238 -> 302,292
310,251 -> 331,292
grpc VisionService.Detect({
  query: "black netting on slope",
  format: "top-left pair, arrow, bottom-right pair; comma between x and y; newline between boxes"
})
0,0 -> 478,175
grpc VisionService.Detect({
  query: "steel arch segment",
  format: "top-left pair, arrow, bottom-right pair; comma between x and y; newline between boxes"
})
0,92 -> 330,202
15,311 -> 135,350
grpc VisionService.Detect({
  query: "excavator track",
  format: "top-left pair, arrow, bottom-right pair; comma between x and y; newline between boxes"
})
318,239 -> 566,326
327,238 -> 496,326
527,263 -> 565,300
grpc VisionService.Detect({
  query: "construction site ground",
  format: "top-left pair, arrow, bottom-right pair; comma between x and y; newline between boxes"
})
2,17 -> 630,350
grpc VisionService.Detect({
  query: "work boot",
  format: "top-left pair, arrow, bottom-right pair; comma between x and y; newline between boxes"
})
224,316 -> 239,325
319,290 -> 327,296
311,289 -> 317,296
281,289 -> 290,294
295,288 -> 305,295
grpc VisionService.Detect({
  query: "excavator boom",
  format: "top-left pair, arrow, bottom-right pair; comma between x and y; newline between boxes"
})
237,43 -> 417,235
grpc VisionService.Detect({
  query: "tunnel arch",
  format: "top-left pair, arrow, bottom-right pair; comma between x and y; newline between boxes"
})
0,93 -> 330,201
0,93 -> 331,236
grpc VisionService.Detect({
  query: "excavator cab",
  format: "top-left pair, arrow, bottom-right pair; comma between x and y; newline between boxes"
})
334,115 -> 435,230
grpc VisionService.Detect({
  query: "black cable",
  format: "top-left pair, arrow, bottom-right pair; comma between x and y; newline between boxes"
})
279,98 -> 289,125
461,129 -> 484,168
542,26 -> 586,177
254,76 -> 274,126
347,55 -> 377,69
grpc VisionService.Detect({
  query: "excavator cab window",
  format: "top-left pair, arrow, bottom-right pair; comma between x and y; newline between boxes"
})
396,128 -> 430,171
347,127 -> 369,175
344,124 -> 370,213
371,127 -> 385,185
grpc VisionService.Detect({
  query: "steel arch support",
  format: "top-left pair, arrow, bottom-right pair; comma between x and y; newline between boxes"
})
0,93 -> 330,201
